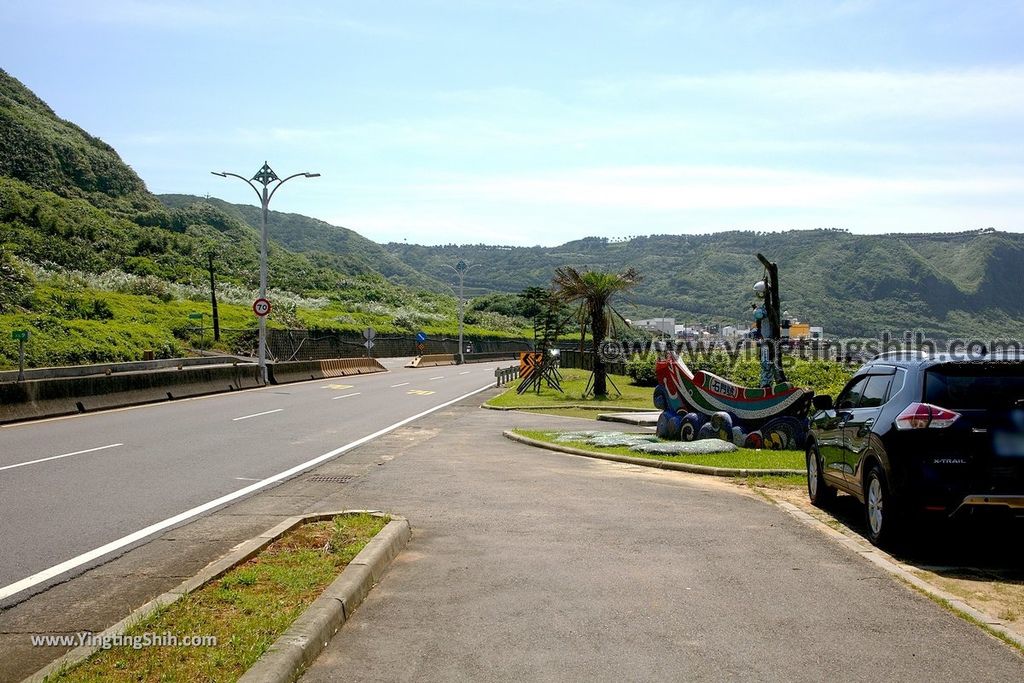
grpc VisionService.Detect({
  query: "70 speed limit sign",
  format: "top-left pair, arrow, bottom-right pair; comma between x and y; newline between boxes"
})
252,298 -> 271,317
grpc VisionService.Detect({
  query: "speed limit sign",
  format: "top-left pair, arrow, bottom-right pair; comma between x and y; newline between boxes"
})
252,298 -> 271,317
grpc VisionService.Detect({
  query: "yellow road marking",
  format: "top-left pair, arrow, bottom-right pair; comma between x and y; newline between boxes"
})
407,389 -> 435,396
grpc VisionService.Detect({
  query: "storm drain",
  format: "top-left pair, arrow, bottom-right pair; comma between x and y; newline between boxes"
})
308,474 -> 354,484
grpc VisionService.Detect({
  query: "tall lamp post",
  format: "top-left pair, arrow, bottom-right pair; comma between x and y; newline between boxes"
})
211,162 -> 319,384
444,259 -> 481,364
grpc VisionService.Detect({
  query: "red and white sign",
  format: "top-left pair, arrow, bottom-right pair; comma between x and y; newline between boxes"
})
252,298 -> 271,317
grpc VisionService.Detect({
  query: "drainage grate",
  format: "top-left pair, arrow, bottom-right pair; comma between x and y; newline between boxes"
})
308,474 -> 354,484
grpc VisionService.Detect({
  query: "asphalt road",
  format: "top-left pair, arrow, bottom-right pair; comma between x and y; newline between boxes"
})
0,358 -> 505,601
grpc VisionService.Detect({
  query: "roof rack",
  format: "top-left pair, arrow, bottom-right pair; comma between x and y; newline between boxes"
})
870,350 -> 930,360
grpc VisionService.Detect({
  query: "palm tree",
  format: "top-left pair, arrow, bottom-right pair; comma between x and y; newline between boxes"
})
552,267 -> 641,397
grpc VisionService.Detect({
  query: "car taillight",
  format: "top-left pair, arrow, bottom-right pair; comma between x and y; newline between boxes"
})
894,402 -> 961,430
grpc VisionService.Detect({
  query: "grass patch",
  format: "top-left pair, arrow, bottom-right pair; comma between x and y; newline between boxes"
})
515,429 -> 804,471
487,369 -> 654,411
741,474 -> 807,490
48,513 -> 388,682
515,407 -> 619,420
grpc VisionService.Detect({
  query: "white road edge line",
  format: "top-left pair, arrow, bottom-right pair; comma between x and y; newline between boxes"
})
232,409 -> 283,422
390,382 -> 410,387
0,382 -> 495,603
331,392 -> 361,400
0,444 -> 124,473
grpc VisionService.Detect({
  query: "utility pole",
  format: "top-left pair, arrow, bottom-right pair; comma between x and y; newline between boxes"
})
211,163 -> 319,383
444,259 -> 481,364
207,252 -> 221,342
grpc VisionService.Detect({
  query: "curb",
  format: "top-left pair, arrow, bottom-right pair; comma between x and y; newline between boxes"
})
240,515 -> 411,682
503,430 -> 804,477
766,498 -> 1024,653
596,412 -> 660,425
23,511 -> 410,683
483,403 -> 654,412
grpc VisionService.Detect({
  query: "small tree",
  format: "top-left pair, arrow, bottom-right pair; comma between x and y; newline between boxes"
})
552,267 -> 641,397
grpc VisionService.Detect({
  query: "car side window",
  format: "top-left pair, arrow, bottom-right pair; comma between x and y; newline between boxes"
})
888,368 -> 907,402
836,376 -> 868,410
859,374 -> 892,408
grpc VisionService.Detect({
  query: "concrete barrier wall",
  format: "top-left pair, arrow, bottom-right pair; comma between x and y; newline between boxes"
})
0,357 -> 386,425
405,354 -> 457,368
462,352 -> 520,364
0,356 -> 246,383
268,358 -> 387,385
267,329 -> 532,361
0,364 -> 263,425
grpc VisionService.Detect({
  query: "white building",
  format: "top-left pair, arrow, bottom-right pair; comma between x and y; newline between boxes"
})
632,318 -> 675,335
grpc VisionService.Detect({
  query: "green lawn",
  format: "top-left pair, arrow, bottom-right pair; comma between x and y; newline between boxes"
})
515,429 -> 806,471
48,513 -> 387,682
486,369 -> 655,411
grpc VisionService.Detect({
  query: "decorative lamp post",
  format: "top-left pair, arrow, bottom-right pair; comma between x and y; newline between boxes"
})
444,259 -> 481,364
211,162 -> 319,384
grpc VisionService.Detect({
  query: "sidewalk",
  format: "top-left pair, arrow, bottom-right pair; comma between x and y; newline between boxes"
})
299,404 -> 1024,681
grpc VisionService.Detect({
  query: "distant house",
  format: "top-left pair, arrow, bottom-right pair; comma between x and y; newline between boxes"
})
632,318 -> 675,335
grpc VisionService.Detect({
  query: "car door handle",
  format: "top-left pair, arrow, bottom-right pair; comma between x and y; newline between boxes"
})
858,418 -> 875,436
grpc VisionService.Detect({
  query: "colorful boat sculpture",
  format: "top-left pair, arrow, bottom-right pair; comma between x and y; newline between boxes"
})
653,355 -> 814,450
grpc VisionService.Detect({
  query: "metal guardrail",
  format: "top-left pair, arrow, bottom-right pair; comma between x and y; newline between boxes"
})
494,365 -> 519,388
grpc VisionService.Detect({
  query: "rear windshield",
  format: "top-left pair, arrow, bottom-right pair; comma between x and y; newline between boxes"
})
924,362 -> 1024,409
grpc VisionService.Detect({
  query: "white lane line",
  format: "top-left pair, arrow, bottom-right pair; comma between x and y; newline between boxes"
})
0,444 -> 123,473
332,392 -> 362,400
459,371 -> 471,375
0,382 -> 495,603
390,382 -> 410,388
232,409 -> 283,422
429,376 -> 444,380
234,477 -> 261,481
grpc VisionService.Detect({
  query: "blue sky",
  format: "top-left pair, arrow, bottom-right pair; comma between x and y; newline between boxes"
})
3,0 -> 1023,245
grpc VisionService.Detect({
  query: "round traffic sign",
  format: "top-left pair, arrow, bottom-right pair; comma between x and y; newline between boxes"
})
252,298 -> 271,317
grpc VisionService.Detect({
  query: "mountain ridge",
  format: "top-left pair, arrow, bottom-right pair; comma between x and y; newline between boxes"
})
382,228 -> 1024,340
3,65 -> 1023,352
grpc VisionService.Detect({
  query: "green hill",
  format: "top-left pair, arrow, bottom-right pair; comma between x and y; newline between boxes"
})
157,194 -> 441,289
0,69 -> 158,214
0,69 -> 525,369
384,229 -> 1024,340
3,63 -> 1022,369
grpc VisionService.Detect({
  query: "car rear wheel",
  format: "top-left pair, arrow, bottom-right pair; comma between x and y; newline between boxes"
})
865,463 -> 900,547
806,444 -> 836,507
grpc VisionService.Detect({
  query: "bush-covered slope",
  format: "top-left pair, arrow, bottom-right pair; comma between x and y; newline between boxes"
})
0,70 -> 527,369
158,194 -> 441,289
0,69 -> 158,214
385,229 -> 1024,340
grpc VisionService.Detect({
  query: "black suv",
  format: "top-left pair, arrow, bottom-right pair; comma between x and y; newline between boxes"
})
806,352 -> 1024,546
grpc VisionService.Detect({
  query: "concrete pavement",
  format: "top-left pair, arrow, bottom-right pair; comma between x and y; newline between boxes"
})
301,403 -> 1024,681
3,389 -> 1022,681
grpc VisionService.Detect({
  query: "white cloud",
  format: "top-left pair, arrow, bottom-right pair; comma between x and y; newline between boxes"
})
648,67 -> 1024,120
410,165 -> 1024,212
26,0 -> 402,35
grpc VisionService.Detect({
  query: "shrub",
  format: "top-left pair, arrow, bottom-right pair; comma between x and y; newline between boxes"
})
625,354 -> 658,386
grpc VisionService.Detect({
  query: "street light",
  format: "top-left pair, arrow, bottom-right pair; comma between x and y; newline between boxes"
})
444,259 -> 481,365
211,162 -> 319,384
